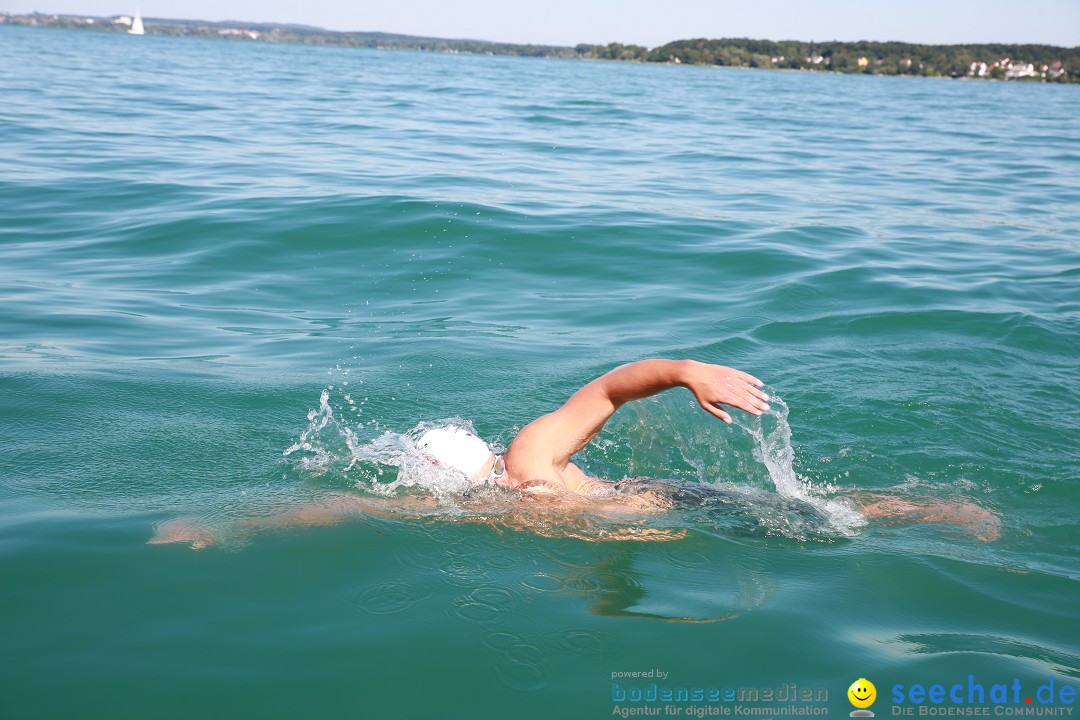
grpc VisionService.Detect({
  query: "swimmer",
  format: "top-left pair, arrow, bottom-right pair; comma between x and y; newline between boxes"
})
150,359 -> 1000,547
416,359 -> 770,495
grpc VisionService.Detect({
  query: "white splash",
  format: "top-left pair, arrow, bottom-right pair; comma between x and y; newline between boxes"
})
282,388 -> 337,472
746,395 -> 866,536
284,390 -> 485,498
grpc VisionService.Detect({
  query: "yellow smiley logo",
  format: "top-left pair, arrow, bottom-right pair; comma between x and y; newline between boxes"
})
848,678 -> 877,709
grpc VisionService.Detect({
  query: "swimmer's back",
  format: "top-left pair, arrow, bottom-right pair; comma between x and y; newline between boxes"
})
609,477 -> 831,530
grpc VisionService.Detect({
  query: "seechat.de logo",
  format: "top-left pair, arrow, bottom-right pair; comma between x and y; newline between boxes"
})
849,678 -> 878,717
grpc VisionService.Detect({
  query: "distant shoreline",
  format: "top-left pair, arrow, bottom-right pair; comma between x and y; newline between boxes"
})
3,11 -> 1076,84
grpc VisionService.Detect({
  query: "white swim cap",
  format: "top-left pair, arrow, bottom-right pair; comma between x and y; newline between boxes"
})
417,425 -> 493,481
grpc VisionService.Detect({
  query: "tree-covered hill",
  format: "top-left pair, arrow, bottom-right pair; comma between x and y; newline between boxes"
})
4,12 -> 1076,82
587,37 -> 1077,80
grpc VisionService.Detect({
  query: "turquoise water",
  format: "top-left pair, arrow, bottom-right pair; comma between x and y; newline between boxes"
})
1,24 -> 1079,719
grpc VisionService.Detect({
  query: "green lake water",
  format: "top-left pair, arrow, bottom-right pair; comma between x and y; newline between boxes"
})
1,24 -> 1078,719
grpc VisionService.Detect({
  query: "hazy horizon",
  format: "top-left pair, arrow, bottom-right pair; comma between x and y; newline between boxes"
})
5,0 -> 1079,49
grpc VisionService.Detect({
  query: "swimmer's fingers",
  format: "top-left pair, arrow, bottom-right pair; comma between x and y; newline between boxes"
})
738,370 -> 765,387
686,363 -> 770,418
717,379 -> 771,414
734,373 -> 771,408
730,384 -> 771,413
148,517 -> 216,549
699,401 -> 734,424
732,392 -> 770,416
747,384 -> 770,402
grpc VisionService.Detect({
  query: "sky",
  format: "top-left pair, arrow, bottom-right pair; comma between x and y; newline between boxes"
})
5,0 -> 1079,48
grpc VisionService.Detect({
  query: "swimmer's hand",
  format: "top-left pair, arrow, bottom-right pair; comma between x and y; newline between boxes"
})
148,517 -> 217,549
681,361 -> 770,424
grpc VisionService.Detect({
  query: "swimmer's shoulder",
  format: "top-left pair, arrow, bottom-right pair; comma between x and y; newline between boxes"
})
502,446 -> 594,494
501,467 -> 607,498
562,462 -> 607,494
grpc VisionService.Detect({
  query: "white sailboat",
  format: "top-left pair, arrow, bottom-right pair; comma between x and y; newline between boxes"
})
128,7 -> 144,35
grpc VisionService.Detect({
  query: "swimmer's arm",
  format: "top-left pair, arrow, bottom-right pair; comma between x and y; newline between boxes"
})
855,493 -> 1002,542
236,493 -> 420,530
506,359 -> 769,486
149,494 -> 435,548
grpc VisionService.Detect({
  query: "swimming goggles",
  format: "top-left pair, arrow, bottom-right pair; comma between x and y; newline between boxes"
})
488,455 -> 506,482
